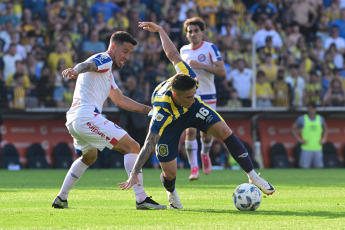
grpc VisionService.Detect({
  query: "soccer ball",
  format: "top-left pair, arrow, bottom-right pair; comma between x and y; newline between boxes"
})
233,183 -> 262,211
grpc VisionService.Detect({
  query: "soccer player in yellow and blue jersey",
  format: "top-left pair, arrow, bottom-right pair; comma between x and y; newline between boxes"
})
119,22 -> 275,209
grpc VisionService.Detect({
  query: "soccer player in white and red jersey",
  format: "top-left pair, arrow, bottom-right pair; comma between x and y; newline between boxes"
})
52,31 -> 166,210
180,17 -> 226,180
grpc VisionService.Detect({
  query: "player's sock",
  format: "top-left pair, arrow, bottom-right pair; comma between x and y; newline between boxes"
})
124,153 -> 147,203
57,157 -> 88,200
201,138 -> 213,155
223,133 -> 253,173
160,173 -> 176,192
185,139 -> 198,168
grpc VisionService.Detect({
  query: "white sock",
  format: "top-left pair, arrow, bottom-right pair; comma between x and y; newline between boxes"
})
247,170 -> 259,180
57,157 -> 88,200
201,138 -> 213,156
124,153 -> 147,203
185,140 -> 198,168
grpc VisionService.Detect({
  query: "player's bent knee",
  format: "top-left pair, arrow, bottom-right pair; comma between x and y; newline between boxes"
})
81,148 -> 98,166
186,128 -> 197,139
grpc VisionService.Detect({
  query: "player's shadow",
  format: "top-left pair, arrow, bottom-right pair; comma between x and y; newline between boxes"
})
182,209 -> 344,219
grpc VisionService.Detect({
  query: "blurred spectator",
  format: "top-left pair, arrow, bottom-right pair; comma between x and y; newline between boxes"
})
226,39 -> 243,66
0,21 -> 13,48
47,40 -> 73,73
128,8 -> 141,38
331,8 -> 345,39
324,26 -> 345,54
164,6 -> 183,44
226,89 -> 242,108
5,60 -> 31,89
131,0 -> 147,21
250,70 -> 274,107
286,0 -> 318,43
0,3 -> 20,28
196,0 -> 218,27
298,49 -> 315,78
7,73 -> 26,109
288,36 -> 306,64
238,11 -> 256,42
119,76 -> 149,148
322,77 -> 345,106
0,76 -> 8,109
3,43 -> 22,81
47,0 -> 69,27
227,59 -> 253,107
210,141 -> 229,168
253,19 -> 282,50
36,66 -> 55,107
218,20 -> 240,52
287,23 -> 303,48
90,0 -> 121,23
258,36 -> 279,64
26,52 -> 43,88
272,69 -> 291,107
259,53 -> 279,83
305,71 -> 322,106
53,58 -> 69,106
310,36 -> 325,65
119,54 -> 143,83
93,12 -> 112,43
107,8 -> 129,32
250,0 -> 278,23
3,32 -> 27,60
23,0 -> 48,21
31,15 -> 47,48
142,29 -> 162,68
178,0 -> 196,22
285,64 -> 306,107
144,60 -> 169,104
56,79 -> 75,108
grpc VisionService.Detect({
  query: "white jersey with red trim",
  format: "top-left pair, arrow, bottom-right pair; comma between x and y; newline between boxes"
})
66,52 -> 118,125
180,41 -> 222,105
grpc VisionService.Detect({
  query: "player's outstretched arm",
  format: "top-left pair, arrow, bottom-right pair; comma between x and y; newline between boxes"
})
139,21 -> 182,66
62,59 -> 98,79
109,88 -> 152,114
118,131 -> 161,189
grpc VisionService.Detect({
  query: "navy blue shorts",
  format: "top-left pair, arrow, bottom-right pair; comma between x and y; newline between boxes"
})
155,98 -> 223,162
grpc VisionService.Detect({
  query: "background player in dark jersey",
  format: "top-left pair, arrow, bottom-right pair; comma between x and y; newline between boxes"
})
119,22 -> 275,209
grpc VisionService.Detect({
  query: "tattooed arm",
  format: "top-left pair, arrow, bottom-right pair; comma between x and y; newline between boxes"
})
62,59 -> 98,79
109,88 -> 152,114
118,131 -> 161,189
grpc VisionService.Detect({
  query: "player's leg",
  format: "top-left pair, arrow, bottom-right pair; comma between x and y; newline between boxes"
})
199,131 -> 213,175
185,127 -> 199,180
299,149 -> 313,168
113,130 -> 166,210
313,150 -> 324,168
206,121 -> 275,195
160,159 -> 183,209
53,119 -> 97,209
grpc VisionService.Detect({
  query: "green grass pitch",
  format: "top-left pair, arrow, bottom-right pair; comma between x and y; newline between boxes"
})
1,169 -> 344,229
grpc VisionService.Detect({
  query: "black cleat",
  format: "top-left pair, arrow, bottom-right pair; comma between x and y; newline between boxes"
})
52,196 -> 68,209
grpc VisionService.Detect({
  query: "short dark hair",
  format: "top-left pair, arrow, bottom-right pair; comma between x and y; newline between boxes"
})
308,102 -> 317,108
110,31 -> 137,46
171,73 -> 197,91
184,17 -> 205,32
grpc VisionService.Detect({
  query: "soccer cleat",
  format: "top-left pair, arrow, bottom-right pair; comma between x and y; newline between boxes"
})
136,196 -> 167,210
167,189 -> 183,209
201,154 -> 212,175
189,166 -> 199,180
52,196 -> 68,209
249,174 -> 275,195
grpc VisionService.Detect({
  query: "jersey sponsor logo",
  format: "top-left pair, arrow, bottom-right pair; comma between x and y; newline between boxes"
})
238,152 -> 248,158
198,54 -> 206,62
157,144 -> 169,157
206,115 -> 214,123
87,122 -> 105,138
155,113 -> 164,121
93,54 -> 110,65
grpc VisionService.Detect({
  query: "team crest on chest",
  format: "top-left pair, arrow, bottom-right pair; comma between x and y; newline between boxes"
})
155,113 -> 164,121
198,54 -> 206,62
157,144 -> 169,157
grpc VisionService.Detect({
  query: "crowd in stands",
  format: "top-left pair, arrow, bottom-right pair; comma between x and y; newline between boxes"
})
1,0 -> 345,110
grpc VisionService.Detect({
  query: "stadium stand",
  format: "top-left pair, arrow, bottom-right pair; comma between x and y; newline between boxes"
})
26,143 -> 50,169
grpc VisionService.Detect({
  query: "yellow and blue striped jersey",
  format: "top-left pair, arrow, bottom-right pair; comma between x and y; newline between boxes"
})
150,61 -> 198,135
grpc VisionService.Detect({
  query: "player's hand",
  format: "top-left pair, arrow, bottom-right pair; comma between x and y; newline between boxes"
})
62,68 -> 79,79
118,173 -> 140,190
138,22 -> 161,33
187,60 -> 203,69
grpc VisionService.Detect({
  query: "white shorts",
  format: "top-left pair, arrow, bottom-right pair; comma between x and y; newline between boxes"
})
67,114 -> 127,155
205,101 -> 216,110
